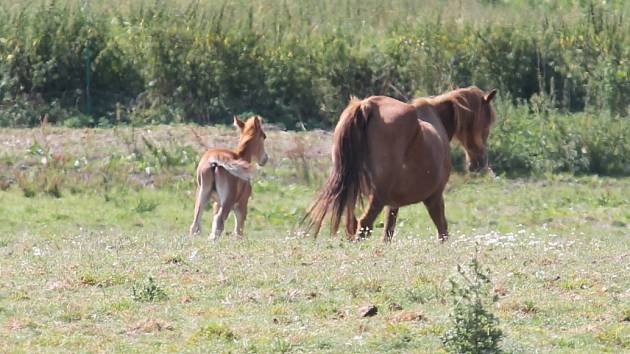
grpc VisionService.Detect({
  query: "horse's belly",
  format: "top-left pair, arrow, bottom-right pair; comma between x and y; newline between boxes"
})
393,171 -> 443,206
373,161 -> 446,207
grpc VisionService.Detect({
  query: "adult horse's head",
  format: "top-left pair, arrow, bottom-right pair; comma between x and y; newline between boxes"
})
446,87 -> 497,172
234,115 -> 268,166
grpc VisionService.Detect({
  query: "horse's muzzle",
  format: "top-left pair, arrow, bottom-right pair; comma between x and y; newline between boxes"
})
468,153 -> 488,173
259,153 -> 269,166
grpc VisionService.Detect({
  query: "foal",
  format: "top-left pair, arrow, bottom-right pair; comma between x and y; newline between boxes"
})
189,116 -> 268,239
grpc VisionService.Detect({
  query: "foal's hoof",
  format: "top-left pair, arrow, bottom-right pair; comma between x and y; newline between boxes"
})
438,235 -> 449,243
189,226 -> 200,237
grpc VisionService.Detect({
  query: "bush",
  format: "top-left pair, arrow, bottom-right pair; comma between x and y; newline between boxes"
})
488,101 -> 630,176
442,253 -> 503,354
131,277 -> 168,302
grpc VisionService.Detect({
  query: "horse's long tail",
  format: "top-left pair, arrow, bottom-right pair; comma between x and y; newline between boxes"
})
303,97 -> 373,237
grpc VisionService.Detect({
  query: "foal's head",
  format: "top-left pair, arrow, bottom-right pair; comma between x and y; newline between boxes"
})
234,115 -> 268,165
450,87 -> 497,172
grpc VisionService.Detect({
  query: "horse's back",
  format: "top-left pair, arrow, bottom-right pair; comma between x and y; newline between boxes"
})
200,148 -> 239,163
363,96 -> 450,206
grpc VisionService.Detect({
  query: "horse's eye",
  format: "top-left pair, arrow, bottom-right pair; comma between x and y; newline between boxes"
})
262,133 -> 267,140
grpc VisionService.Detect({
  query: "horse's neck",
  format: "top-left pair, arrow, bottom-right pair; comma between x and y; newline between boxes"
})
432,100 -> 456,141
234,140 -> 253,162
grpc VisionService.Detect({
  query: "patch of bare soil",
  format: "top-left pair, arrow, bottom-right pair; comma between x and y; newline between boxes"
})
126,318 -> 174,335
0,124 -> 332,161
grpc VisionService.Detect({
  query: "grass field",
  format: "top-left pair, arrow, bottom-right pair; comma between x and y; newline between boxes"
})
0,126 -> 628,352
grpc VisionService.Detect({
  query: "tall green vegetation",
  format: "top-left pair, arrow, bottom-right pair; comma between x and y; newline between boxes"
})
0,1 -> 628,175
1,0 -> 627,127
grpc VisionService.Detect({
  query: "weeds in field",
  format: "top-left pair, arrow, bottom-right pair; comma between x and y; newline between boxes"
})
190,323 -> 237,343
131,277 -> 168,303
442,251 -> 503,353
134,197 -> 158,213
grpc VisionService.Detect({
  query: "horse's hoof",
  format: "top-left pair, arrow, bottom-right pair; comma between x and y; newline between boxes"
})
189,226 -> 200,237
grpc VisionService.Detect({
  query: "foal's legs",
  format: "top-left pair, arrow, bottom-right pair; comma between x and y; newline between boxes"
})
210,204 -> 233,240
189,170 -> 213,236
233,201 -> 248,237
424,193 -> 448,241
356,195 -> 384,240
209,171 -> 235,240
383,207 -> 399,242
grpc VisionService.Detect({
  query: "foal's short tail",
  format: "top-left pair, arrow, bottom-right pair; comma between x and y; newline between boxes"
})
303,97 -> 373,237
196,162 -> 216,194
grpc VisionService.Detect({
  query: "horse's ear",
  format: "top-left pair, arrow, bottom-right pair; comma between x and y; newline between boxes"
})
483,89 -> 497,103
234,116 -> 245,130
254,116 -> 263,127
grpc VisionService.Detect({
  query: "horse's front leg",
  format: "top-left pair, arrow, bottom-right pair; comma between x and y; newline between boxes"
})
383,207 -> 399,242
423,193 -> 448,241
356,195 -> 384,240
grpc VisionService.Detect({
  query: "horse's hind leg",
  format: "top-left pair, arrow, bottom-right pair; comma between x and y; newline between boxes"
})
210,205 -> 232,240
209,170 -> 235,240
345,206 -> 358,238
356,195 -> 384,240
424,193 -> 448,241
233,200 -> 248,237
383,207 -> 399,242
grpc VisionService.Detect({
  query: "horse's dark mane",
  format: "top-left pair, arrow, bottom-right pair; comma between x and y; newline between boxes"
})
412,86 -> 493,147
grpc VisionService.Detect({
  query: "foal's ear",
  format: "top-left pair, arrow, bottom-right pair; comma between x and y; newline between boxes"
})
234,116 -> 245,130
254,116 -> 263,128
483,89 -> 497,104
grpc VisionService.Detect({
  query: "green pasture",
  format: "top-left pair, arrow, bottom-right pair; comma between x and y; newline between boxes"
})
0,126 -> 628,353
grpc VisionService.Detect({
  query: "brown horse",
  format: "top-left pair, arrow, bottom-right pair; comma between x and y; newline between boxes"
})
189,116 -> 268,240
305,86 -> 497,241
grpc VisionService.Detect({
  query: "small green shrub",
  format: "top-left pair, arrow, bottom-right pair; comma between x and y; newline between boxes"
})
134,197 -> 158,213
62,115 -> 95,128
44,174 -> 63,198
131,277 -> 168,303
442,253 -> 503,354
191,322 -> 238,342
